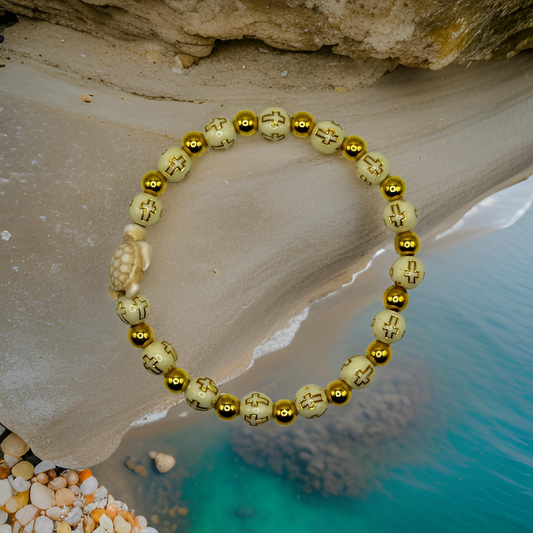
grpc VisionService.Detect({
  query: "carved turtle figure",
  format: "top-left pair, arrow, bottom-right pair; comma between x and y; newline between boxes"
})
108,224 -> 152,300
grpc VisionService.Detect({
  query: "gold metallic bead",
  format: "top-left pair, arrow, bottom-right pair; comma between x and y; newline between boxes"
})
325,379 -> 352,406
215,393 -> 240,421
128,322 -> 154,348
341,135 -> 367,161
141,170 -> 167,196
233,110 -> 258,136
181,131 -> 207,157
272,399 -> 298,426
164,367 -> 190,394
366,340 -> 392,366
383,284 -> 409,312
394,231 -> 421,256
380,175 -> 406,201
290,111 -> 315,138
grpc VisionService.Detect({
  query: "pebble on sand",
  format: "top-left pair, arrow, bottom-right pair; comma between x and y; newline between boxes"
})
0,434 -> 30,458
64,506 -> 82,526
34,462 -> 56,476
56,521 -> 71,533
0,479 -> 13,506
148,452 -> 175,474
124,459 -> 147,478
34,516 -> 54,533
45,507 -> 62,521
3,455 -> 20,469
30,483 -> 55,510
65,472 -> 79,486
14,505 -> 38,526
11,477 -> 30,493
99,514 -> 113,533
47,477 -> 67,491
35,474 -> 49,485
54,487 -> 76,507
113,514 -> 131,533
80,476 -> 98,495
11,462 -> 34,482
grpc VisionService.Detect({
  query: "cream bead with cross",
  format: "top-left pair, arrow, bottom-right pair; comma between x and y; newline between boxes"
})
383,199 -> 418,233
340,355 -> 376,389
240,391 -> 274,426
116,294 -> 150,325
371,309 -> 406,344
142,340 -> 178,376
390,255 -> 426,289
204,116 -> 237,151
356,151 -> 391,185
310,120 -> 345,155
258,107 -> 291,141
129,192 -> 162,227
294,384 -> 328,419
158,147 -> 192,182
185,376 -> 221,411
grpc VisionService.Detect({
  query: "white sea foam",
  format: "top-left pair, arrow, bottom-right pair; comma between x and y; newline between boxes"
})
251,307 -> 310,362
130,408 -> 170,428
435,176 -> 533,241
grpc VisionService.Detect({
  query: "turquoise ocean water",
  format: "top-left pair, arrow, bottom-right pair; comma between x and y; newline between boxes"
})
94,179 -> 533,533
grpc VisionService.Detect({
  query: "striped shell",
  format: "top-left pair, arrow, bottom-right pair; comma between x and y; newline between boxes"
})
109,242 -> 143,293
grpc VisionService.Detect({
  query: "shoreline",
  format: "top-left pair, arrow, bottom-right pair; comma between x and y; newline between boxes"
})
124,170 -> 533,439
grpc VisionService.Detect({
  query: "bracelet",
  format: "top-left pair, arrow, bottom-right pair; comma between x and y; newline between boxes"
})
108,107 -> 425,427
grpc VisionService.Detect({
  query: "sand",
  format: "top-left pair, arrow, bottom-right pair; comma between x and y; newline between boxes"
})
1,23 -> 533,466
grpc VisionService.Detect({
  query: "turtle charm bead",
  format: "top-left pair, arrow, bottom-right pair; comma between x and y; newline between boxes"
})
108,224 -> 152,300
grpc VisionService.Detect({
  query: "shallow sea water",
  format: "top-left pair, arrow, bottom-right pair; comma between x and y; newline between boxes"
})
93,178 -> 533,533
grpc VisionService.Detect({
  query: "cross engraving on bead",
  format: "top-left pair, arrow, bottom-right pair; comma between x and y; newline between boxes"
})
116,301 -> 128,324
363,155 -> 384,175
132,297 -> 149,320
382,315 -> 400,339
196,377 -> 219,395
143,354 -> 164,375
299,392 -> 324,411
244,413 -> 269,426
187,398 -> 209,411
140,199 -> 158,222
246,393 -> 270,408
205,117 -> 227,131
117,296 -> 149,324
354,365 -> 374,386
388,203 -> 407,227
212,138 -> 235,150
342,357 -> 356,370
166,155 -> 187,176
261,132 -> 285,141
161,340 -> 177,359
315,128 -> 339,146
261,110 -> 285,127
403,260 -> 420,284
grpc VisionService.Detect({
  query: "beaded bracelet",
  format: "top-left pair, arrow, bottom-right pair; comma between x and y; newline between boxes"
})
108,107 -> 425,426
